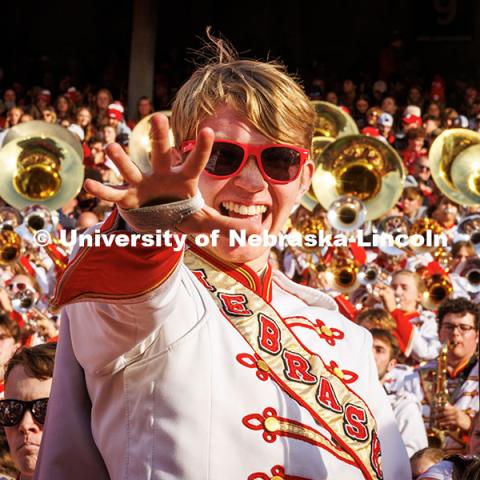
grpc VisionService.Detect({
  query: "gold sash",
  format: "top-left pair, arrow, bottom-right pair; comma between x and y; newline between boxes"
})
185,249 -> 383,480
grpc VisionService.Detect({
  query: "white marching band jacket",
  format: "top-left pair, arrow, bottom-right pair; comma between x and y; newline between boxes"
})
35,212 -> 410,480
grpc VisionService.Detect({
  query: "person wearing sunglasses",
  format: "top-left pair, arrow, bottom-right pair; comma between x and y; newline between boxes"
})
402,297 -> 479,453
2,343 -> 55,480
36,35 -> 410,480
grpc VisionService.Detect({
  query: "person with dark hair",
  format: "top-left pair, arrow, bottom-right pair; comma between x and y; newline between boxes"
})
1,343 -> 56,480
403,297 -> 479,453
0,314 -> 21,398
35,35 -> 410,479
371,329 -> 428,457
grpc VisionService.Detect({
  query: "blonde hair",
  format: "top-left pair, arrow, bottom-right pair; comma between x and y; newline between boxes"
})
171,31 -> 314,149
393,269 -> 425,294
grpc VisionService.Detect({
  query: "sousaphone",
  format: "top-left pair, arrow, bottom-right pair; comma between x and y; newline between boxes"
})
312,135 -> 406,222
429,129 -> 480,205
129,111 -> 174,174
0,121 -> 84,210
302,102 -> 359,212
310,101 -> 359,139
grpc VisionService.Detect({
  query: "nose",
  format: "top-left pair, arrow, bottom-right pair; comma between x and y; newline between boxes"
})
393,285 -> 403,296
18,410 -> 41,435
232,156 -> 267,192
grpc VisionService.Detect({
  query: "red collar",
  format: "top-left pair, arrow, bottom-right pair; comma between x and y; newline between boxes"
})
187,242 -> 273,302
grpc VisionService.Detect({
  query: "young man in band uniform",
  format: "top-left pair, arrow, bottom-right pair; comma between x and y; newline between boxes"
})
35,40 -> 410,479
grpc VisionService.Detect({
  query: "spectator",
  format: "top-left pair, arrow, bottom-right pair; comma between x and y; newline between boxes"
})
1,343 -> 56,480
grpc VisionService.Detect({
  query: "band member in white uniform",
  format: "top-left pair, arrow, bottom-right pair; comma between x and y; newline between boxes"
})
35,37 -> 410,480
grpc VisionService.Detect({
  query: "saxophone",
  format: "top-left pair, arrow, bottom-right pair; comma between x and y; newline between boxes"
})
427,342 -> 449,448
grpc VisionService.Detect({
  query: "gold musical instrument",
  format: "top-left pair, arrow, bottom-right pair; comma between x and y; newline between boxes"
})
129,111 -> 174,174
429,129 -> 480,205
325,249 -> 360,293
310,101 -> 359,138
301,136 -> 334,211
327,195 -> 366,232
409,218 -> 444,253
427,342 -> 449,448
0,121 -> 84,210
302,102 -> 358,212
312,135 -> 406,222
0,228 -> 23,266
421,274 -> 453,311
376,215 -> 412,256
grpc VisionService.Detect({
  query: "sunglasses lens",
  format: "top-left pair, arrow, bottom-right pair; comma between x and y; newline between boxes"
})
32,399 -> 48,424
205,142 -> 244,177
0,400 -> 23,427
261,147 -> 301,182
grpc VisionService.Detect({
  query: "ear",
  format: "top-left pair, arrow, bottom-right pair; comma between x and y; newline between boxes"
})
296,159 -> 314,203
387,358 -> 397,373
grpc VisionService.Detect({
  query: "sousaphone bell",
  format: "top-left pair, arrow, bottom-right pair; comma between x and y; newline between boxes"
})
129,111 -> 174,174
0,121 -> 84,210
312,135 -> 406,223
429,129 -> 480,205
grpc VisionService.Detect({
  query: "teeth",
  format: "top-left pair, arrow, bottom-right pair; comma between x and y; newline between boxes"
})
222,202 -> 267,216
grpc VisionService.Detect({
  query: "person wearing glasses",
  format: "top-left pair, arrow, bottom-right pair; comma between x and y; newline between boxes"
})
36,36 -> 410,480
1,343 -> 55,480
402,297 -> 479,453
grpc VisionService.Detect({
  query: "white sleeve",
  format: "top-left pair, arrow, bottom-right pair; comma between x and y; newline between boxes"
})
409,314 -> 441,361
391,393 -> 428,457
67,261 -> 205,376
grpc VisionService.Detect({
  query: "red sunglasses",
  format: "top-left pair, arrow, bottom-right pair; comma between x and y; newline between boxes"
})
181,139 -> 309,184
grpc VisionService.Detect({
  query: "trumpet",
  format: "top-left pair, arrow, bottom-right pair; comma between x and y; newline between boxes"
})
456,257 -> 480,293
457,214 -> 480,254
22,205 -> 55,233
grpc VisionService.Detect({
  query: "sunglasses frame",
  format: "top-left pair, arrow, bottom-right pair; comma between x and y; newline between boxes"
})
0,398 -> 49,427
181,139 -> 310,184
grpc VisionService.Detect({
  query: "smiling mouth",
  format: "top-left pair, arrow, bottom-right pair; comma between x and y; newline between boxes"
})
221,201 -> 269,221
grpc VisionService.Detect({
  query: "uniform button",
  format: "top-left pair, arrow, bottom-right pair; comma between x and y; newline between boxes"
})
264,417 -> 280,432
320,325 -> 332,337
257,360 -> 269,372
333,367 -> 344,379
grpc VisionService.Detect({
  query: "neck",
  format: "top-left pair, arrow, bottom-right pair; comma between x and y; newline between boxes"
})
447,354 -> 473,374
245,251 -> 271,277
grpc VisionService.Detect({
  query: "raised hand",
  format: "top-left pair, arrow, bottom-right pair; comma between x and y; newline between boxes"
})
84,113 -> 262,237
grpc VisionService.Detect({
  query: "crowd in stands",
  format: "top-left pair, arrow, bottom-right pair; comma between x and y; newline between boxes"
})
0,63 -> 477,479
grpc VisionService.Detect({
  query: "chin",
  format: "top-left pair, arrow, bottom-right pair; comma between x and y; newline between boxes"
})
211,238 -> 269,266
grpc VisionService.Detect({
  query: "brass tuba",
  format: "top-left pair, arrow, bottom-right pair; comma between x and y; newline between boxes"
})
128,111 -> 174,175
301,102 -> 359,212
312,135 -> 406,223
0,121 -> 84,210
429,129 -> 480,205
310,101 -> 359,139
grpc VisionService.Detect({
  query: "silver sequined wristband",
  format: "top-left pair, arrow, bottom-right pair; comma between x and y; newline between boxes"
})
118,191 -> 205,233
